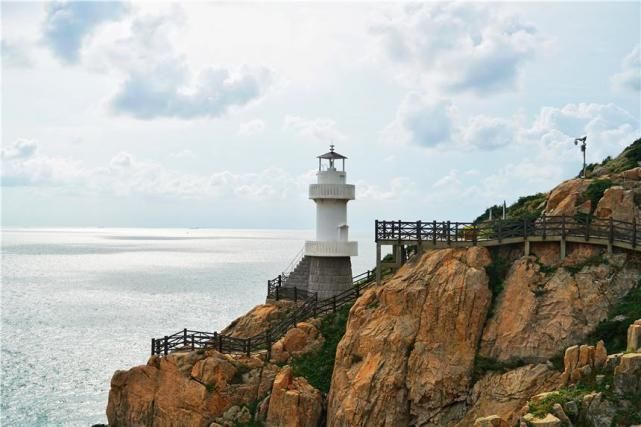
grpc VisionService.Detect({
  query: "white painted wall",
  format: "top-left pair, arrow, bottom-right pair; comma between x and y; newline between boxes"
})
315,199 -> 347,241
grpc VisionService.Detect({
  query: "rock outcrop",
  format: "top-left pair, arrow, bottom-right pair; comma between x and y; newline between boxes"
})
328,247 -> 492,426
221,300 -> 297,338
460,364 -> 560,425
480,250 -> 639,362
270,321 -> 324,364
107,351 -> 278,426
265,366 -> 323,427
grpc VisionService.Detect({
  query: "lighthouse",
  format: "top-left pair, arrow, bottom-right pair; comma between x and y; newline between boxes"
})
304,145 -> 358,299
276,145 -> 358,300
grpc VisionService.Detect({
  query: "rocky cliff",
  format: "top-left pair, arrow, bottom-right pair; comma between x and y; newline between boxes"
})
106,141 -> 641,426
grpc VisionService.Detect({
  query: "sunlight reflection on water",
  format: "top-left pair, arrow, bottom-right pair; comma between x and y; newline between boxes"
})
1,227 -> 374,426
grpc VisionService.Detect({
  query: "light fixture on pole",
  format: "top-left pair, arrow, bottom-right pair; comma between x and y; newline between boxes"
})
574,136 -> 587,178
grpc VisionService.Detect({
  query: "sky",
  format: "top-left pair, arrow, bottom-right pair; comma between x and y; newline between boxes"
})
2,1 -> 640,230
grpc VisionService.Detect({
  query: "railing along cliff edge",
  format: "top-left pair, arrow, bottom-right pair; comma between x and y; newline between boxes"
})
151,268 -> 389,357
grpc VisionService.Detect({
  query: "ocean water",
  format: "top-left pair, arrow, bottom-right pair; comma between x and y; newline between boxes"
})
1,228 -> 376,426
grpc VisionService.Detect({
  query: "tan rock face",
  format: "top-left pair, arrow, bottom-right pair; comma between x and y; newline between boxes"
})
594,186 -> 639,223
479,253 -> 639,362
265,366 -> 322,427
221,300 -> 297,338
559,341 -> 608,386
106,351 -> 278,427
544,179 -> 589,216
627,320 -> 641,352
327,247 -> 492,426
459,364 -> 560,426
473,415 -> 510,427
270,322 -> 324,364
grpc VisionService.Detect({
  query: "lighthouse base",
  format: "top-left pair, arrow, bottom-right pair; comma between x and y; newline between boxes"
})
308,256 -> 353,300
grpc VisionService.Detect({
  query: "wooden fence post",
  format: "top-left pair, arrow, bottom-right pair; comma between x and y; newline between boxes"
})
164,336 -> 168,356
375,220 -> 379,242
151,338 -> 155,356
313,293 -> 318,317
433,221 -> 437,245
191,334 -> 195,350
397,220 -> 402,244
355,282 -> 360,297
275,286 -> 280,301
585,216 -> 591,241
278,274 -> 282,287
183,328 -> 188,347
417,220 -> 421,243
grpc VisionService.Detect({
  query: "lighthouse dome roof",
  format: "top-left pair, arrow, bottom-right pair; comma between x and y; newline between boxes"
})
317,145 -> 347,160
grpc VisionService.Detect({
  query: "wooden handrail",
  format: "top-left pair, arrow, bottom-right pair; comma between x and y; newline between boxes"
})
152,265 -> 394,357
373,215 -> 641,250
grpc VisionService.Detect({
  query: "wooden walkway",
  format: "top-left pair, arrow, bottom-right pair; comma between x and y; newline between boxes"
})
152,215 -> 641,358
151,269 -> 390,357
374,215 -> 641,282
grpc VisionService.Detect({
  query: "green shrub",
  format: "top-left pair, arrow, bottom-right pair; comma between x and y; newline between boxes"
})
584,179 -> 613,213
290,304 -> 351,393
474,193 -> 547,224
589,283 -> 641,352
472,356 -> 526,383
527,387 -> 589,418
205,383 -> 216,393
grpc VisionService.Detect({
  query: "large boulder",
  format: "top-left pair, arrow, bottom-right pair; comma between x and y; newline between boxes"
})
221,300 -> 297,338
594,185 -> 639,223
327,247 -> 492,426
107,351 -> 278,427
459,364 -> 560,426
270,322 -> 324,364
265,366 -> 322,427
544,179 -> 589,217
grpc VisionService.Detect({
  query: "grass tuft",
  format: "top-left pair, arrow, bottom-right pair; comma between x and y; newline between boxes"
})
290,304 -> 351,393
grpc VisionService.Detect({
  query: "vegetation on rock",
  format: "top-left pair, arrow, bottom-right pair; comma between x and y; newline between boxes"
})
589,282 -> 641,352
474,193 -> 547,224
290,304 -> 350,393
585,137 -> 641,175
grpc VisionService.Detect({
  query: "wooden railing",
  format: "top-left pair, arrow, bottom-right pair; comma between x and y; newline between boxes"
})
152,267 -> 391,356
375,215 -> 641,249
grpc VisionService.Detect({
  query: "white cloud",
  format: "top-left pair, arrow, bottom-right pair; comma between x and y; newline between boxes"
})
86,11 -> 273,119
1,139 -> 38,159
384,92 -> 454,147
462,115 -> 515,150
611,45 -> 640,94
526,103 -> 640,160
371,3 -> 540,95
283,115 -> 346,142
357,176 -> 417,201
238,119 -> 266,136
42,1 -> 129,63
1,140 -> 309,201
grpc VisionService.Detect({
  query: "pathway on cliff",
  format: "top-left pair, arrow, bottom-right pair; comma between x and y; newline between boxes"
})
152,214 -> 641,358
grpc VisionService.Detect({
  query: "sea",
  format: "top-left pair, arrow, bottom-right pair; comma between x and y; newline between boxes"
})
0,227 -> 376,426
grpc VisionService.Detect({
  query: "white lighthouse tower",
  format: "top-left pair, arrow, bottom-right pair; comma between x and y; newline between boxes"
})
304,145 -> 358,299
